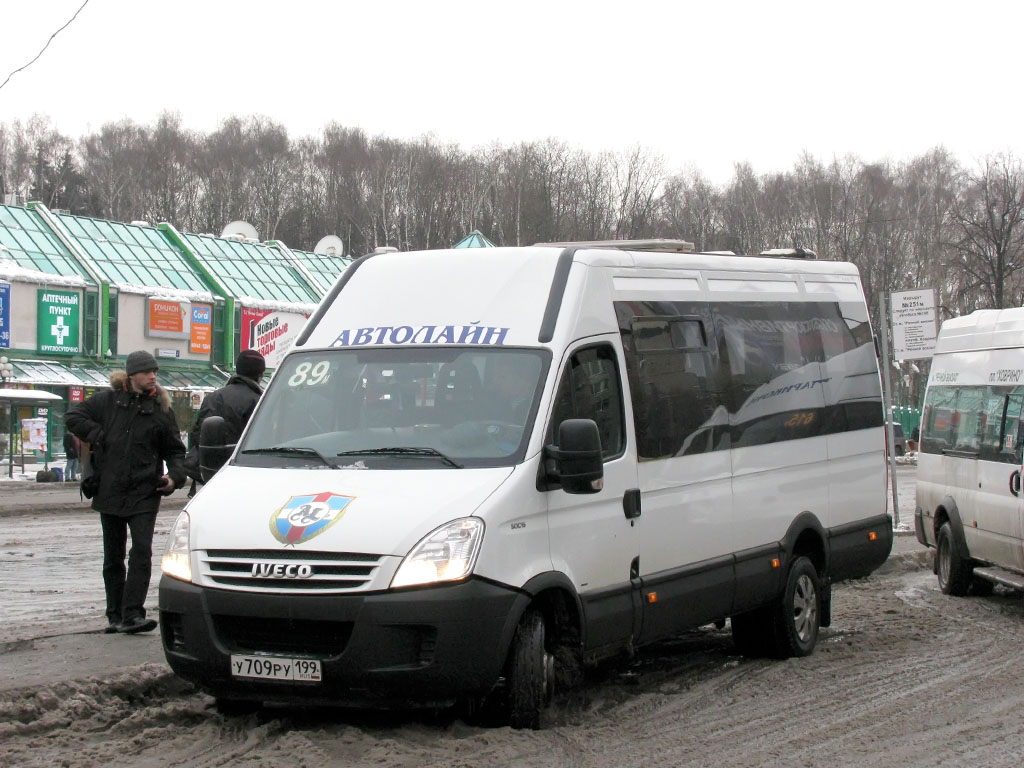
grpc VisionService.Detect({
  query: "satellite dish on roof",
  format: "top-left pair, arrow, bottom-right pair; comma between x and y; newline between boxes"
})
221,220 -> 259,241
314,235 -> 345,257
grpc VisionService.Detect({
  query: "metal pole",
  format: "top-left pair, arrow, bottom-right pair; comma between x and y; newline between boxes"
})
878,290 -> 900,526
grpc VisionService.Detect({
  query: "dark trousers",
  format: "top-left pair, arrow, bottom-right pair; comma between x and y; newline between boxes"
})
99,511 -> 158,623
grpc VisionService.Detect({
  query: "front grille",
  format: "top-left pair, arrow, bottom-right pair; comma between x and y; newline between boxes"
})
200,549 -> 383,593
212,614 -> 353,656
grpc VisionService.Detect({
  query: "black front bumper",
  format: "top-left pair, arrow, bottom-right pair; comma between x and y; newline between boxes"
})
159,575 -> 527,707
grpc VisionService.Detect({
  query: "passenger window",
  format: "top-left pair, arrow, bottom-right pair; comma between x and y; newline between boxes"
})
951,388 -> 985,452
549,346 -> 625,460
627,317 -> 717,459
1004,393 -> 1024,462
921,388 -> 957,454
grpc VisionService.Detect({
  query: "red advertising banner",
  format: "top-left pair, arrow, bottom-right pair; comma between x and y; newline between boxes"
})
239,307 -> 308,369
69,386 -> 84,403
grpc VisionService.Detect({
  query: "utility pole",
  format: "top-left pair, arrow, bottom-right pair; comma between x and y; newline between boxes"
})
878,291 -> 900,527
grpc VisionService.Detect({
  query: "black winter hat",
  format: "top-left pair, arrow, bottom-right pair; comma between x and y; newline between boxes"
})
236,349 -> 266,379
125,350 -> 159,376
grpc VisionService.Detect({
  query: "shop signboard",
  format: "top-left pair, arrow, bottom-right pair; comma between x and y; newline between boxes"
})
239,307 -> 308,370
190,303 -> 212,355
69,386 -> 84,403
0,282 -> 10,349
146,298 -> 190,340
37,289 -> 80,355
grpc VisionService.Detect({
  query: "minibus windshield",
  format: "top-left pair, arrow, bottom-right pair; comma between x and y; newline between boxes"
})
237,347 -> 550,469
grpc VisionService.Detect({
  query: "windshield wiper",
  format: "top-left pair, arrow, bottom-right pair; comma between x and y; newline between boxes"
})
336,446 -> 463,468
241,446 -> 338,468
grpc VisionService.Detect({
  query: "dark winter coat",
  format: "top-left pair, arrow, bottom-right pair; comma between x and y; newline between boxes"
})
62,431 -> 80,459
184,374 -> 263,482
66,370 -> 187,516
189,374 -> 263,449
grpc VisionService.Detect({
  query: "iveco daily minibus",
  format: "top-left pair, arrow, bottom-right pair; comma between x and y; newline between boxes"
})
159,240 -> 892,728
915,307 -> 1024,595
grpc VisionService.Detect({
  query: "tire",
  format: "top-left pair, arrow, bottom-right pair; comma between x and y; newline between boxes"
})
970,576 -> 995,597
936,522 -> 972,596
766,556 -> 820,658
504,608 -> 551,730
731,607 -> 771,657
214,697 -> 260,716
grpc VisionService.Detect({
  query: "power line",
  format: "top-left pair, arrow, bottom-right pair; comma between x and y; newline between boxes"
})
0,0 -> 91,93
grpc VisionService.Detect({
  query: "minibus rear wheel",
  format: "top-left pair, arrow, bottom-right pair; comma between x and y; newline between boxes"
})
768,556 -> 820,658
936,522 -> 972,596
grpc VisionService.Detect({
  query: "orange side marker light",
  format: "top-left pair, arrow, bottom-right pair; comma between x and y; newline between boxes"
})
771,558 -> 780,569
647,592 -> 657,604
868,531 -> 878,541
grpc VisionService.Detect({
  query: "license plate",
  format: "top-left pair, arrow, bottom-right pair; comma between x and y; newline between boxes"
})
230,654 -> 322,682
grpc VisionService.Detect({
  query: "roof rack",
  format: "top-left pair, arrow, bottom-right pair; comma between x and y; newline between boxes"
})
534,239 -> 695,253
759,247 -> 818,260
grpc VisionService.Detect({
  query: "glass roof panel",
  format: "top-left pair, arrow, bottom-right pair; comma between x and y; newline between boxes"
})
0,205 -> 91,280
289,248 -> 351,296
56,213 -> 210,293
183,233 -> 318,304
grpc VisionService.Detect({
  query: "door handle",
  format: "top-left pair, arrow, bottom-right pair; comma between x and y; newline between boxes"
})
623,488 -> 641,519
1011,470 -> 1022,497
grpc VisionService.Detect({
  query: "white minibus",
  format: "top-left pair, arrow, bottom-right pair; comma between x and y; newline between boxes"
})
915,307 -> 1024,594
159,241 -> 892,727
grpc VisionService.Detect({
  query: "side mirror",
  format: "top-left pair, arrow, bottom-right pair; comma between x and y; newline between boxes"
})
199,415 -> 231,483
543,418 -> 604,494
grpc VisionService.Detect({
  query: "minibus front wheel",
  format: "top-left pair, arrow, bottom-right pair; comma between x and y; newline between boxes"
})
504,608 -> 553,729
936,522 -> 972,596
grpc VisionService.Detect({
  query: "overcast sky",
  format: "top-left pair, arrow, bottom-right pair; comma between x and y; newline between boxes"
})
1,0 -> 1021,184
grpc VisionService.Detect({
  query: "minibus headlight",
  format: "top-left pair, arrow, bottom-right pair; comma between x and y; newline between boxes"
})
391,518 -> 484,589
161,511 -> 192,582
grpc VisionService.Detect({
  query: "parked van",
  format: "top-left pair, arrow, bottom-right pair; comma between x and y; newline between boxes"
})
915,307 -> 1024,595
159,241 -> 892,727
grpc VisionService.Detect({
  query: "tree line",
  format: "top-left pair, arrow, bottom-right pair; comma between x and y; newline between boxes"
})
2,112 -> 1023,327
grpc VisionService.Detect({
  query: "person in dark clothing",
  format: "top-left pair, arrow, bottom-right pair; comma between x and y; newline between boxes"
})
62,430 -> 80,481
66,350 -> 187,635
186,350 -> 266,493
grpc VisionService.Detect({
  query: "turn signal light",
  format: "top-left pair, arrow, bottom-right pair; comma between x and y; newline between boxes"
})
771,558 -> 780,569
647,592 -> 657,604
868,531 -> 878,541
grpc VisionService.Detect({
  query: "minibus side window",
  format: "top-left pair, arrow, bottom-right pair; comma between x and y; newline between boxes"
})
1003,392 -> 1024,463
549,345 -> 625,460
921,387 -> 957,454
980,389 -> 1011,461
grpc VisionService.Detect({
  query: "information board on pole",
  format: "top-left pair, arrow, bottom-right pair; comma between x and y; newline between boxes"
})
890,288 -> 938,360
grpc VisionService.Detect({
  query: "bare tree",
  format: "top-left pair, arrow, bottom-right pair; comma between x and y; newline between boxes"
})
949,153 -> 1024,310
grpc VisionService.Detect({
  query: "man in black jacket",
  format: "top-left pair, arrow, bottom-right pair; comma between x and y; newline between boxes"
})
187,350 -> 265,489
66,350 -> 187,634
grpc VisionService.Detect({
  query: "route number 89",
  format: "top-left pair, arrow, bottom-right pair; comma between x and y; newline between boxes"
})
288,361 -> 331,386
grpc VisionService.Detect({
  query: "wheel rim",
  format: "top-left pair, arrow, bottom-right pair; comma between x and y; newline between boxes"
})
938,536 -> 951,587
792,573 -> 817,643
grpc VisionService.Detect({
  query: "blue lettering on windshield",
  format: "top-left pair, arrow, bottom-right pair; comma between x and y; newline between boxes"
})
331,324 -> 510,347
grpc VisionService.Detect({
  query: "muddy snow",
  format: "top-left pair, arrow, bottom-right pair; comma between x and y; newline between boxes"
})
7,465 -> 1024,767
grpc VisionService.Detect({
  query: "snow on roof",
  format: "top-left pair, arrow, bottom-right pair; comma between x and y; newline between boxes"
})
235,295 -> 317,314
0,262 -> 90,288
